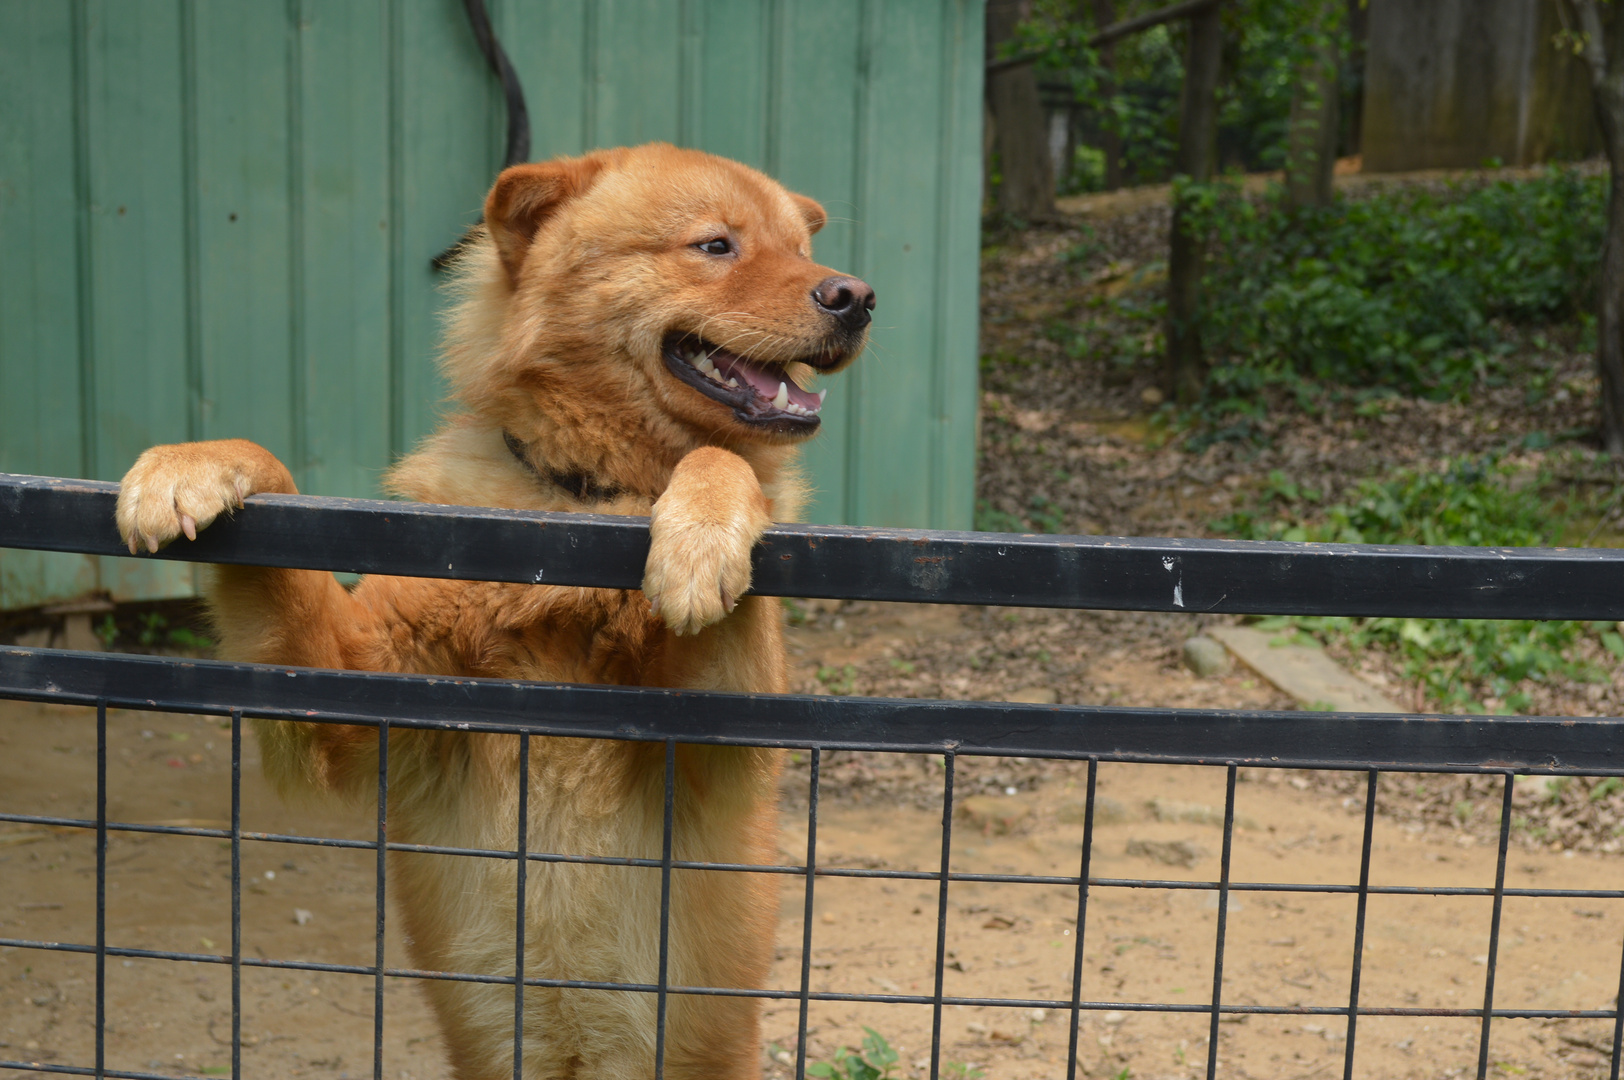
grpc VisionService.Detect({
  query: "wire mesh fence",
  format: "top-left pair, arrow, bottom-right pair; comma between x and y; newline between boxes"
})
1,472 -> 1622,1080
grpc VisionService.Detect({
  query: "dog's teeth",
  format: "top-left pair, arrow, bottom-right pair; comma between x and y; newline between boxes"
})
772,382 -> 789,410
727,377 -> 739,388
695,355 -> 716,374
707,368 -> 725,382
817,388 -> 827,404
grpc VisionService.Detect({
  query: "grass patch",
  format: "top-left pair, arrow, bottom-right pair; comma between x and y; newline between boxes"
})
1213,455 -> 1622,713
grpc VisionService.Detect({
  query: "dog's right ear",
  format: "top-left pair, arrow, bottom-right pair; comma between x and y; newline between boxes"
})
484,158 -> 604,286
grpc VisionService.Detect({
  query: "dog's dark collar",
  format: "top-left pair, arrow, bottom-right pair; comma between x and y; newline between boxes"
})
502,431 -> 625,503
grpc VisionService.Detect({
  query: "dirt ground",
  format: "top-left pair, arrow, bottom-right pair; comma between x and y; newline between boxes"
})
3,613 -> 1620,1080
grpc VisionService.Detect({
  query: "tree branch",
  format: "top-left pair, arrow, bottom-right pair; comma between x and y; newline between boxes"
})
987,0 -> 1220,76
1565,0 -> 1610,88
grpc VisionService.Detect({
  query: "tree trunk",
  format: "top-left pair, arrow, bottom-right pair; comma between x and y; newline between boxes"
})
1092,0 -> 1124,189
1568,0 -> 1624,454
1594,91 -> 1624,455
1165,2 -> 1225,403
1284,6 -> 1339,211
986,0 -> 1056,220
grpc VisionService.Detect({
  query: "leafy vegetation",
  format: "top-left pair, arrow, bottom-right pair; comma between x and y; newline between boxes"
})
94,609 -> 214,652
1009,0 -> 1352,190
1190,169 -> 1606,402
805,1028 -> 900,1080
974,495 -> 1068,534
1213,456 -> 1624,713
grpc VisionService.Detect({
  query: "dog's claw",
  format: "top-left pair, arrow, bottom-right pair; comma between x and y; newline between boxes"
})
648,595 -> 662,616
144,532 -> 160,554
180,514 -> 197,541
720,588 -> 736,614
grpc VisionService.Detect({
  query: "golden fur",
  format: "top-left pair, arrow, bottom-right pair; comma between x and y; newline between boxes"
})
114,143 -> 872,1079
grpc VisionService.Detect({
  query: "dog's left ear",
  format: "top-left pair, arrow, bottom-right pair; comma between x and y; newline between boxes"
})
790,193 -> 827,236
485,157 -> 605,286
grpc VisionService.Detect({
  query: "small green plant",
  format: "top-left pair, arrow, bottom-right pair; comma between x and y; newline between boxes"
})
94,614 -> 119,648
1590,777 -> 1624,802
816,664 -> 858,696
1215,456 -> 1616,713
805,1028 -> 899,1080
165,626 -> 214,650
975,495 -> 1067,534
137,611 -> 168,647
942,1063 -> 986,1080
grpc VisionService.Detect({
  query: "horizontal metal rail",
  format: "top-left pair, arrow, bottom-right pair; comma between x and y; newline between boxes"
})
2,645 -> 1621,772
0,935 -> 1611,1021
5,472 -> 1624,618
8,807 -> 1624,899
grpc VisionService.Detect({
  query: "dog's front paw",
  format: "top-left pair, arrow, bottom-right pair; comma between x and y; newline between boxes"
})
642,448 -> 772,635
116,439 -> 297,554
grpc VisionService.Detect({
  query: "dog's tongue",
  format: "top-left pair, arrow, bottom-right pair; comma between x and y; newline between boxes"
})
713,351 -> 822,410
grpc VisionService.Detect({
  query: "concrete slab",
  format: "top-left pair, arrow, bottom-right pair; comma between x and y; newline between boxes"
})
1207,625 -> 1404,713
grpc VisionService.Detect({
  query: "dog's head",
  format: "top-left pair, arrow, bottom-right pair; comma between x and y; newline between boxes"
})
473,143 -> 872,442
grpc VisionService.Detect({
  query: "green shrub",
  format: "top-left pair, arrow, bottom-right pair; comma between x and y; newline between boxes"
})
1188,169 -> 1605,399
1214,456 -> 1617,712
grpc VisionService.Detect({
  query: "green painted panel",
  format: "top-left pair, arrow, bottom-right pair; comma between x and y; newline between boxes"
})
771,0 -> 866,525
395,0 -> 498,454
191,1 -> 296,465
297,0 -> 394,499
81,0 -> 198,603
0,0 -> 85,481
856,4 -> 950,528
0,1 -> 97,609
690,1 -> 769,166
586,2 -> 682,149
1,0 -> 984,610
501,1 -> 588,156
82,0 -> 190,478
934,0 -> 984,531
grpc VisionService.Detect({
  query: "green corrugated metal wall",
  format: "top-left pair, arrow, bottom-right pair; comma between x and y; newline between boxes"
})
0,0 -> 984,610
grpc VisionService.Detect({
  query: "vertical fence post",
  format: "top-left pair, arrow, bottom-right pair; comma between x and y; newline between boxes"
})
796,748 -> 821,1080
1205,764 -> 1238,1080
929,750 -> 957,1080
95,700 -> 107,1080
1610,921 -> 1624,1080
1476,774 -> 1516,1080
1342,769 -> 1379,1079
655,739 -> 676,1080
514,732 -> 529,1080
374,721 -> 389,1080
1065,758 -> 1098,1080
230,709 -> 243,1080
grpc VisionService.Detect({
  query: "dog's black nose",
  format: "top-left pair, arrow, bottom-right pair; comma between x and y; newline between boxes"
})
812,276 -> 876,330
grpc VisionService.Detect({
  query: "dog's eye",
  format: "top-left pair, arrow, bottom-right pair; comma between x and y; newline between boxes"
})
695,238 -> 732,256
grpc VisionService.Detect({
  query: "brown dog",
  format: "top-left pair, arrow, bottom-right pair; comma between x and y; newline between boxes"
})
115,143 -> 873,1079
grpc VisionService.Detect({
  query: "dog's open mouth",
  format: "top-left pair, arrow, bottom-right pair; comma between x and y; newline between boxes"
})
663,334 -> 827,429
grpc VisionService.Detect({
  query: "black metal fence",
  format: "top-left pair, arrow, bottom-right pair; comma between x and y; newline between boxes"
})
1,472 -> 1622,1080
